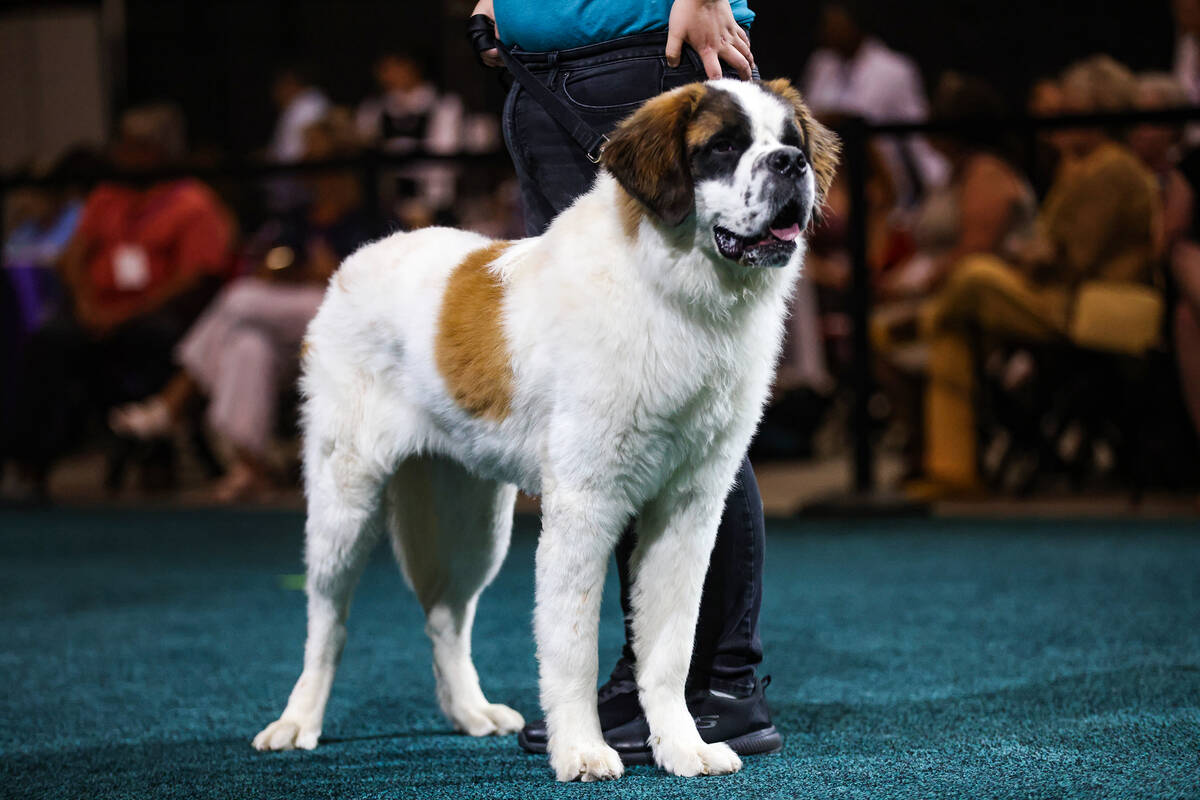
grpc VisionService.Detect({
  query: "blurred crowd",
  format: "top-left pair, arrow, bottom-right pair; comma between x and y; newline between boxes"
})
4,2 -> 1200,505
761,1 -> 1200,500
0,53 -> 518,502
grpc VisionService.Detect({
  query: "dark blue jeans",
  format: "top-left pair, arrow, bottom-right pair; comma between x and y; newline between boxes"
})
501,32 -> 764,695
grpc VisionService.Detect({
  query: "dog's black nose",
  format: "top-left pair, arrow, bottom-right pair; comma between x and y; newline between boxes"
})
766,147 -> 807,178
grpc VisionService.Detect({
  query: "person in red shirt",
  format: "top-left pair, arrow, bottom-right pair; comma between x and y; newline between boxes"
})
6,105 -> 233,497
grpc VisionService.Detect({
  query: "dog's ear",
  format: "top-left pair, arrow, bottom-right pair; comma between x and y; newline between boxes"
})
601,83 -> 706,227
762,78 -> 840,207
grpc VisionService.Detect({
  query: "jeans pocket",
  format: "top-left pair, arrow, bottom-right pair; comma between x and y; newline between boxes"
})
560,56 -> 665,111
661,61 -> 707,92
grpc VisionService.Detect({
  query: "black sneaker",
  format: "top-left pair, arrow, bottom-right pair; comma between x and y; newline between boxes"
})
518,675 -> 783,764
603,676 -> 782,765
517,675 -> 641,754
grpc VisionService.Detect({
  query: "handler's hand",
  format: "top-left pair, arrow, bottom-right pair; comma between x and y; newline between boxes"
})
666,0 -> 754,80
470,0 -> 503,67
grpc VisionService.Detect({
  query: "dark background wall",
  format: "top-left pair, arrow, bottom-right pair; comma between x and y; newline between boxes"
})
110,0 -> 1178,154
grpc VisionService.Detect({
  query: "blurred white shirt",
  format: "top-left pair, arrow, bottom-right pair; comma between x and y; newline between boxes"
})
269,88 -> 331,163
356,84 -> 463,155
803,37 -> 949,204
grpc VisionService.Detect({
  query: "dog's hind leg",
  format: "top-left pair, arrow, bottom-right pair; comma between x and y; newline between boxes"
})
385,455 -> 523,736
253,438 -> 388,751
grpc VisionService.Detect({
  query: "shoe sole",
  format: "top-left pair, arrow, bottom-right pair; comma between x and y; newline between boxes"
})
518,725 -> 784,765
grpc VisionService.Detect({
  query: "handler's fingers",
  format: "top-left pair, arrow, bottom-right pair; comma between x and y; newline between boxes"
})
666,31 -> 684,67
701,46 -> 723,80
482,48 -> 502,67
719,43 -> 752,80
729,27 -> 755,69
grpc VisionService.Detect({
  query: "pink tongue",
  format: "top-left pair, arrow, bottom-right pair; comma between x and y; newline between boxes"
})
770,223 -> 801,242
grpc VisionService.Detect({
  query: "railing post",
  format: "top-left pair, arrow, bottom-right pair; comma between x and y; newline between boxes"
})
845,116 -> 875,493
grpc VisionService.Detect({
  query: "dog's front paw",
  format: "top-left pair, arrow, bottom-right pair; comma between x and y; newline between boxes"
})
654,738 -> 742,777
549,741 -> 625,782
449,702 -> 526,736
252,717 -> 321,751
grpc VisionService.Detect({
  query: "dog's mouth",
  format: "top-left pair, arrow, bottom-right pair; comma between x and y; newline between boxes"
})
712,199 -> 803,267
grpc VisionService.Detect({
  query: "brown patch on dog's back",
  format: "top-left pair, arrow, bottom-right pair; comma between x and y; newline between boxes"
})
761,78 -> 841,205
436,241 -> 515,421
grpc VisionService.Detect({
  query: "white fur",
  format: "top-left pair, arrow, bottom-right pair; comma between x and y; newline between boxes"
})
253,80 -> 808,781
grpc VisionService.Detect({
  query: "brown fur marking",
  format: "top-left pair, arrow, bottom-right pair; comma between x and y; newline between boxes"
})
616,185 -> 646,240
762,78 -> 841,206
684,88 -> 744,150
436,241 -> 515,421
685,108 -> 725,149
601,84 -> 706,226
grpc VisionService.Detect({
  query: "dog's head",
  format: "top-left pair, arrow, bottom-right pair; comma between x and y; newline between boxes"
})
602,78 -> 839,268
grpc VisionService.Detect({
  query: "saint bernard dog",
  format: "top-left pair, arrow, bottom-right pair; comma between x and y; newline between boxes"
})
252,78 -> 838,782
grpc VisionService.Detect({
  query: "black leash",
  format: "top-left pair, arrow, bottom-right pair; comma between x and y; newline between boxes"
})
467,14 -> 609,163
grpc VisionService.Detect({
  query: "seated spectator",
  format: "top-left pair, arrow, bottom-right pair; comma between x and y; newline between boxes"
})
266,64 -> 331,212
1,149 -> 102,468
880,73 -> 1035,301
872,73 -> 1036,478
916,56 -> 1161,493
356,52 -> 463,226
5,105 -> 233,497
2,151 -> 99,336
356,52 -> 462,155
111,111 -> 371,502
802,0 -> 948,206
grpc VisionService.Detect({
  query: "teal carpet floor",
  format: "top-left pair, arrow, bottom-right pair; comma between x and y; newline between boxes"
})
1,510 -> 1198,799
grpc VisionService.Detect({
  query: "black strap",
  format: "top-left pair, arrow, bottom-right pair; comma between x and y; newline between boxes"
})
467,14 -> 609,163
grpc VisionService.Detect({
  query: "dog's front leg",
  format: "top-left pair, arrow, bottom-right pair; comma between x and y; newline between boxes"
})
630,485 -> 743,777
535,487 -> 626,782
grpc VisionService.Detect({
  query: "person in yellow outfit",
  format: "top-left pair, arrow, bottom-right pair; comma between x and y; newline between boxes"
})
918,56 -> 1162,492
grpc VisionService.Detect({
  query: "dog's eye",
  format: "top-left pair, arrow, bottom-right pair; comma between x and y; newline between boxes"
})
710,138 -> 737,154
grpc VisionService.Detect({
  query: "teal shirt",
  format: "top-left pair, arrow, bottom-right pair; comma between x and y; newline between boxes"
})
494,0 -> 754,52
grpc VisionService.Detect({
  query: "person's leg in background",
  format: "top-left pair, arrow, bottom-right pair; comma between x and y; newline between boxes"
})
111,277 -> 324,502
7,311 -> 95,495
919,254 -> 1069,490
1175,303 -> 1200,433
1171,242 -> 1200,491
502,41 -> 777,757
